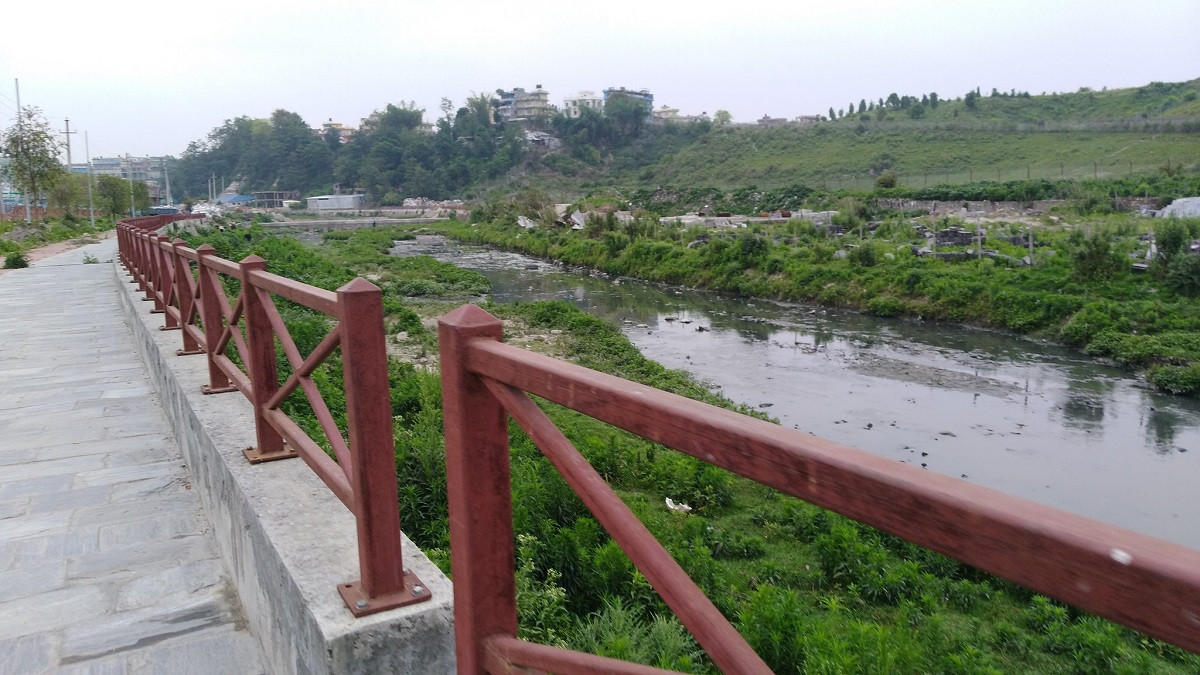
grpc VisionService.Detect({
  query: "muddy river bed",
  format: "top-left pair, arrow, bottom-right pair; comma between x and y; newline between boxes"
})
391,236 -> 1200,550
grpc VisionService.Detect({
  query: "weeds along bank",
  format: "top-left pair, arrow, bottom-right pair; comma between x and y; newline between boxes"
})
442,205 -> 1200,397
0,213 -> 117,267
176,223 -> 1200,673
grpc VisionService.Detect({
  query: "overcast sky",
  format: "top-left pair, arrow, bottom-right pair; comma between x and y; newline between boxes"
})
1,0 -> 1197,160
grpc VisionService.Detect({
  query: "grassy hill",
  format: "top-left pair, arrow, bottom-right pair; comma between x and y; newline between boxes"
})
504,78 -> 1200,196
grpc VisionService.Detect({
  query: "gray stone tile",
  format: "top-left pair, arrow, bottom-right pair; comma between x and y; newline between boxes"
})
56,654 -> 131,675
0,497 -> 30,520
68,532 -> 213,580
97,511 -> 206,551
0,634 -> 57,673
134,625 -> 264,675
72,500 -> 196,529
0,586 -> 107,638
60,596 -> 232,665
9,526 -> 101,568
0,455 -> 108,482
109,475 -> 186,503
74,461 -> 182,489
116,559 -> 224,611
0,510 -> 72,541
27,485 -> 113,514
0,474 -> 75,500
0,558 -> 68,603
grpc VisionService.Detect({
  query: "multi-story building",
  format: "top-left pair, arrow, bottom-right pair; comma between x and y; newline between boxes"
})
652,105 -> 682,124
562,90 -> 603,118
74,156 -> 173,204
496,85 -> 553,122
602,87 -> 654,118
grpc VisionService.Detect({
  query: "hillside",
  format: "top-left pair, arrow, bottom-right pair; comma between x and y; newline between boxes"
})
508,78 -> 1200,195
172,78 -> 1200,203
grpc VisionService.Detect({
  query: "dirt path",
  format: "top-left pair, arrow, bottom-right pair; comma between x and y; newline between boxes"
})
0,230 -> 116,277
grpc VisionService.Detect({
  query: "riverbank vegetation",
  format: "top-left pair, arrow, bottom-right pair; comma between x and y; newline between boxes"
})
439,196 -> 1200,396
175,223 -> 1200,672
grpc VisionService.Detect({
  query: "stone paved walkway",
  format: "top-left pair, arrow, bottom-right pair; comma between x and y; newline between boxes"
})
0,239 -> 265,673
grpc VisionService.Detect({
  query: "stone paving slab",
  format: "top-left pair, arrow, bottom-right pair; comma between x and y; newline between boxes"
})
0,239 -> 265,673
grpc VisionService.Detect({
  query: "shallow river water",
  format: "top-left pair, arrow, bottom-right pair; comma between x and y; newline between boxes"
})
392,237 -> 1200,550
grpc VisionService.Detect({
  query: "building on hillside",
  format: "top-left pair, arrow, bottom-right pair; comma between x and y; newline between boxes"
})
795,115 -> 822,125
756,115 -> 790,128
562,90 -> 603,118
307,194 -> 365,210
602,87 -> 654,118
315,119 -> 355,143
652,105 -> 682,124
496,85 -> 553,122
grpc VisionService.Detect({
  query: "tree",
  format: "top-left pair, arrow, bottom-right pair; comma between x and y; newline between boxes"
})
828,107 -> 836,120
964,90 -> 979,111
95,175 -> 129,216
713,110 -> 733,127
47,172 -> 87,213
2,106 -> 64,218
929,92 -> 940,109
858,99 -> 866,114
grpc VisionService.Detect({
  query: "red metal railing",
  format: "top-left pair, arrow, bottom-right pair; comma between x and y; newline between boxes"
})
439,303 -> 1200,674
117,217 -> 430,617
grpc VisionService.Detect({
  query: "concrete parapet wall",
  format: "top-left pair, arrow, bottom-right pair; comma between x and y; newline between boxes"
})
113,263 -> 455,674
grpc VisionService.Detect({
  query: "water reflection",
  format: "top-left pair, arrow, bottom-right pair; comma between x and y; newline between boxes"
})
389,238 -> 1200,549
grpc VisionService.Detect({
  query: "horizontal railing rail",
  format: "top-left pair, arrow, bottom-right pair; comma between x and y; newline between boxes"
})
117,217 -> 431,617
438,303 -> 1200,674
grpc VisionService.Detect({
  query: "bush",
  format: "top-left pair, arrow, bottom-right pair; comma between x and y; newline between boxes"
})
2,251 -> 29,269
867,296 -> 904,317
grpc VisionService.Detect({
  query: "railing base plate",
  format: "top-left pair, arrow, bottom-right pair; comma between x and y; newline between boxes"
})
175,348 -> 204,356
338,571 -> 432,618
242,444 -> 299,464
200,384 -> 238,395
159,325 -> 179,331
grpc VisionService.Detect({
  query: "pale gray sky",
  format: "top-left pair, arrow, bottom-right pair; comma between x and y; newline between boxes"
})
1,0 -> 1197,159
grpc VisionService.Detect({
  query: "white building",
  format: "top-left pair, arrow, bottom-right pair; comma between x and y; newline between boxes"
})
306,194 -> 365,210
562,90 -> 604,118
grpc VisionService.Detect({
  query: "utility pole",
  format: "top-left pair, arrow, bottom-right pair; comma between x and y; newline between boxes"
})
161,157 -> 172,206
126,154 -> 135,216
15,78 -> 31,223
84,131 -> 95,227
61,119 -> 76,172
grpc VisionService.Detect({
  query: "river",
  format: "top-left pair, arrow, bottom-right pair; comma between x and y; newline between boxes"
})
391,236 -> 1200,550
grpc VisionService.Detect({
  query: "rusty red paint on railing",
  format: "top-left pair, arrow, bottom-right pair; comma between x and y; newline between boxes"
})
439,303 -> 1200,673
116,217 -> 429,617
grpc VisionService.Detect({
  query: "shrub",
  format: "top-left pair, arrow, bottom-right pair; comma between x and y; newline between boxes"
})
867,296 -> 904,317
2,251 -> 29,269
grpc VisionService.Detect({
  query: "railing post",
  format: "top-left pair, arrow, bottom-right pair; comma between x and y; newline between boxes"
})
152,234 -> 172,314
438,304 -> 517,674
155,235 -> 178,326
172,240 -> 202,354
196,244 -> 237,395
240,255 -> 292,463
140,232 -> 156,301
335,277 -> 430,616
